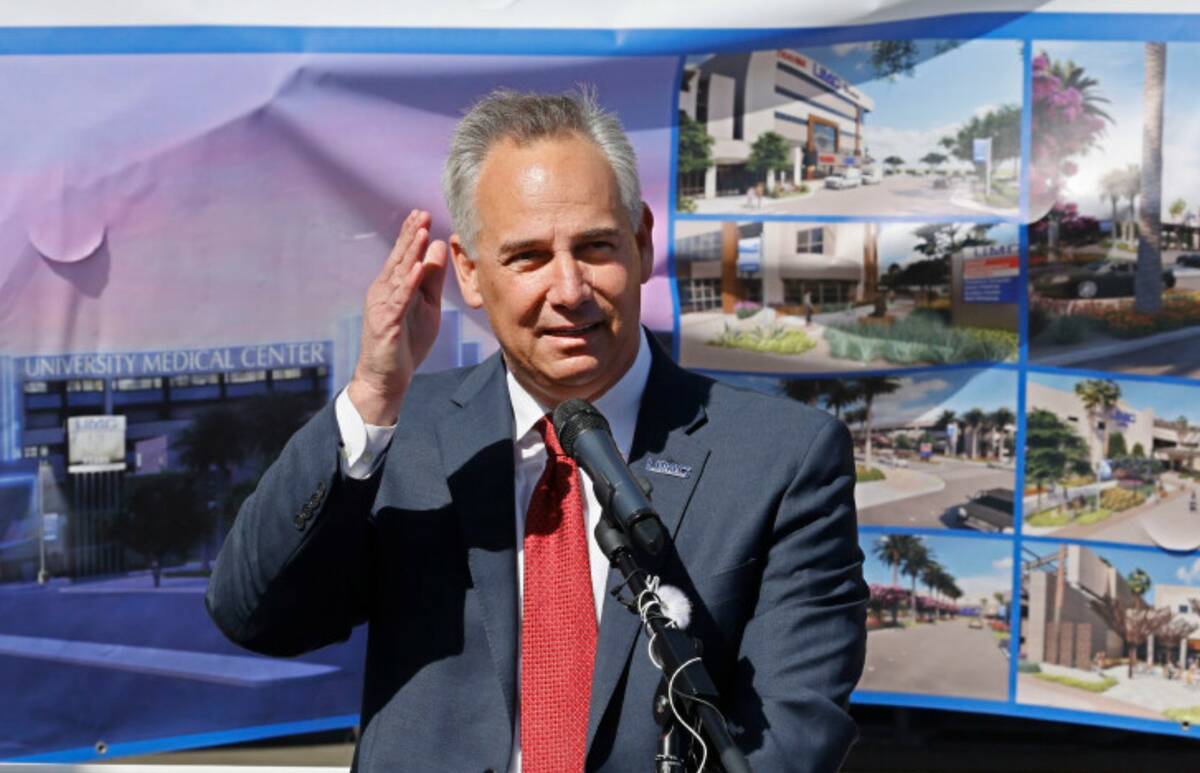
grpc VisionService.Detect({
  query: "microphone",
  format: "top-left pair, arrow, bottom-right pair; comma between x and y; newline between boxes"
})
553,399 -> 667,557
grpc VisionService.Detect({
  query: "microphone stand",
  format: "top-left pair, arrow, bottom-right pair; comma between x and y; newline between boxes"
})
593,516 -> 752,773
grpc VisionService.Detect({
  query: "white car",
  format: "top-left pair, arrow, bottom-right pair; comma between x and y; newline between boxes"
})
861,170 -> 882,185
824,169 -> 862,189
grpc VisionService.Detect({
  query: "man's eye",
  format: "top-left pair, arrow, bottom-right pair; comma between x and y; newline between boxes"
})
505,251 -> 542,266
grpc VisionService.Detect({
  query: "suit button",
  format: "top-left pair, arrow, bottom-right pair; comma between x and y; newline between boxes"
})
293,514 -> 306,529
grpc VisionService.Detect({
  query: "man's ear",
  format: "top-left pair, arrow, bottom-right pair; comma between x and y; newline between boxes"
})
449,234 -> 484,309
636,202 -> 655,285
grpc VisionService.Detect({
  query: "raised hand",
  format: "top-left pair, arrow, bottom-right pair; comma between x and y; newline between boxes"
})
347,210 -> 449,425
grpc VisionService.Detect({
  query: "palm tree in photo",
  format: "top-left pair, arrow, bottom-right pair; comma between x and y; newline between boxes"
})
1100,168 -> 1125,245
859,377 -> 903,470
1074,378 -> 1122,466
873,533 -> 922,613
962,408 -> 986,458
934,409 -> 958,456
901,539 -> 933,621
1128,567 -> 1153,599
823,379 -> 862,421
989,407 -> 1016,460
1120,163 -> 1142,244
1136,42 -> 1167,315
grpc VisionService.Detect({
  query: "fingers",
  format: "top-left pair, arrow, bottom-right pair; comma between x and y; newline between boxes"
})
416,240 -> 450,306
378,209 -> 431,282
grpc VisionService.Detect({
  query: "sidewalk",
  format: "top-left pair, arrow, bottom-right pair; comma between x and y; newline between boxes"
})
856,467 -> 945,510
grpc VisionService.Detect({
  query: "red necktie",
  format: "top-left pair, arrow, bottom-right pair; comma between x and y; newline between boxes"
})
521,416 -> 597,773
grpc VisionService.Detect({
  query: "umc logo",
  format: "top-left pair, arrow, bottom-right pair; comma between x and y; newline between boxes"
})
644,457 -> 692,479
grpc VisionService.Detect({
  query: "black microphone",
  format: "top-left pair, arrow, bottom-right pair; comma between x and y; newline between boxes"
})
553,398 -> 667,557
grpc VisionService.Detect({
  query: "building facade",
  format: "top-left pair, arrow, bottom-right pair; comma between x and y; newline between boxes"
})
679,49 -> 875,198
0,310 -> 482,582
1026,380 -> 1156,468
674,220 -> 878,313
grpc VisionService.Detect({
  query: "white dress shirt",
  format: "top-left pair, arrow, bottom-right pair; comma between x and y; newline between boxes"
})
334,330 -> 653,772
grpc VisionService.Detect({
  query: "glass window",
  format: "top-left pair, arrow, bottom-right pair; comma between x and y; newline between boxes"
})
23,381 -> 49,394
271,368 -> 302,381
676,231 -> 723,262
171,373 -> 220,387
115,377 -> 162,391
795,228 -> 824,254
226,370 -> 267,384
683,278 -> 722,312
67,379 -> 105,392
812,123 -> 838,154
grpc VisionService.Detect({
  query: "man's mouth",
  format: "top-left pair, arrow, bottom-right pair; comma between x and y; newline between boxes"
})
543,322 -> 603,337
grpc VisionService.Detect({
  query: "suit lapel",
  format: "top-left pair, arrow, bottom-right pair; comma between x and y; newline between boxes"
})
437,353 -> 519,727
586,341 -> 711,751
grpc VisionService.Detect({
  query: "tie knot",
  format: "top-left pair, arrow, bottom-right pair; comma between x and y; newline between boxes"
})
535,415 -> 567,458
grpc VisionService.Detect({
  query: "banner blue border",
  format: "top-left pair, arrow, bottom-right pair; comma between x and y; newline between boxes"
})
0,14 -> 1199,57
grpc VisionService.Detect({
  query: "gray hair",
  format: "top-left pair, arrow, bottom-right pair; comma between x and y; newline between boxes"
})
442,87 -> 643,254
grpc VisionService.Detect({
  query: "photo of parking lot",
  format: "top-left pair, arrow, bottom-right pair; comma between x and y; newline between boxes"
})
676,40 -> 1022,218
1028,42 -> 1200,378
675,220 -> 1019,373
859,532 -> 1013,701
1023,372 -> 1200,550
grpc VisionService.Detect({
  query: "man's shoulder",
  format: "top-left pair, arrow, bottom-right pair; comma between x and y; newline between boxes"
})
398,360 -> 493,422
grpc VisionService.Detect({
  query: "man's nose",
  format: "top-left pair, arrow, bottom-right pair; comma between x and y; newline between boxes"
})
546,252 -> 592,308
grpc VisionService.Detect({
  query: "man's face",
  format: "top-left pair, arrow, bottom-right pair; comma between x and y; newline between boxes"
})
450,133 -> 654,406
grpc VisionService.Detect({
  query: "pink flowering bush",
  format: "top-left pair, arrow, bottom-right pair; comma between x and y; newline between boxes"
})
1031,52 -> 1112,217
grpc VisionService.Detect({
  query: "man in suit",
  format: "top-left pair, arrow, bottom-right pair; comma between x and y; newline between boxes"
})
207,89 -> 867,772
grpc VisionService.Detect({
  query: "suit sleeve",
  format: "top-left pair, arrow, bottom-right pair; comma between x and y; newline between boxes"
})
731,416 -> 868,773
205,399 -> 379,656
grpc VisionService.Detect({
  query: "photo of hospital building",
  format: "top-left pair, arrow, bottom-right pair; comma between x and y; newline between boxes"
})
679,49 -> 874,198
674,219 -> 879,313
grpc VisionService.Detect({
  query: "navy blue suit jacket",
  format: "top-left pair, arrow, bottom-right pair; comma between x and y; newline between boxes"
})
207,338 -> 868,772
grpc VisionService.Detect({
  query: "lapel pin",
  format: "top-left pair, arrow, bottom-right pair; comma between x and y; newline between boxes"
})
644,457 -> 691,479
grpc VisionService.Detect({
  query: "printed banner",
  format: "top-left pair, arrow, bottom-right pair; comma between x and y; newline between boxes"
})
3,1 -> 1200,761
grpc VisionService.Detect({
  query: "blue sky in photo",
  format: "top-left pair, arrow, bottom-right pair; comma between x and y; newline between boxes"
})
862,533 -> 1014,598
872,368 -> 1017,426
688,40 -> 1023,171
1022,541 -> 1200,590
711,368 -> 1017,426
799,40 -> 1023,131
1029,371 -> 1200,425
1035,41 -> 1200,219
878,221 -> 1019,270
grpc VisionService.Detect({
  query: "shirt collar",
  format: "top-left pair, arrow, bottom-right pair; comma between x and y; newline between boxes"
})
507,328 -> 652,459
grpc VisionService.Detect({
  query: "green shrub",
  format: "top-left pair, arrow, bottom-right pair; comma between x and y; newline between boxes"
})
1100,487 -> 1146,512
677,196 -> 697,213
1034,672 -> 1117,692
708,324 -> 817,355
824,315 -> 1017,365
856,466 -> 885,482
1163,706 -> 1200,724
1017,661 -> 1041,674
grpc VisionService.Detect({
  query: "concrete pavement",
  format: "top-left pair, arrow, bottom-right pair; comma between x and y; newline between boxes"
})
859,458 -> 1014,530
686,175 -> 1017,218
860,617 -> 1009,700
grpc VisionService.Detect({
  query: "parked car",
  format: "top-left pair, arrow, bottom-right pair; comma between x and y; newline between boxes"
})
956,488 -> 1013,532
932,176 -> 950,189
861,169 -> 882,185
1176,253 -> 1200,269
1032,258 -> 1176,299
968,618 -> 984,629
824,169 -> 862,189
